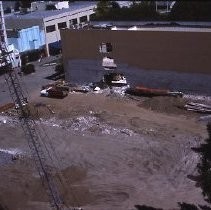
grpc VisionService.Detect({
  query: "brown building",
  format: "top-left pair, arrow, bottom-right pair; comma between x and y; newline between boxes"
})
61,27 -> 211,95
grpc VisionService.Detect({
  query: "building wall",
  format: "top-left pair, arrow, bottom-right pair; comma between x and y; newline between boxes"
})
61,29 -> 211,74
61,29 -> 211,94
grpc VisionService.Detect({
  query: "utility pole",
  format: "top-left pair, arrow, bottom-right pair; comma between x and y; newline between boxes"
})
0,2 -> 82,209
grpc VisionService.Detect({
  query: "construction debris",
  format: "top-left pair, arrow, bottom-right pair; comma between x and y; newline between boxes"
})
70,86 -> 90,93
42,62 -> 57,67
41,80 -> 69,98
185,102 -> 211,113
103,72 -> 127,87
46,105 -> 55,114
109,85 -> 129,97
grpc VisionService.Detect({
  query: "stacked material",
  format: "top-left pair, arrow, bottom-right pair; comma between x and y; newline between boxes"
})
185,102 -> 211,113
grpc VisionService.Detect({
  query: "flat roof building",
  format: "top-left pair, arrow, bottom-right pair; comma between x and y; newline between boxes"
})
5,1 -> 97,56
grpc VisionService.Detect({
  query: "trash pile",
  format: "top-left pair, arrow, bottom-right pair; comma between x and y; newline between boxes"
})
68,72 -> 129,96
40,115 -> 136,138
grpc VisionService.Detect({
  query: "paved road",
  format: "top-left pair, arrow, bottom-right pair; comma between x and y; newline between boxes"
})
67,59 -> 211,96
0,55 -> 59,105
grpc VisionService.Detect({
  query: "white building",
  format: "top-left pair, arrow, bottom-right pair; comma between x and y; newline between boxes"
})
4,1 -> 97,56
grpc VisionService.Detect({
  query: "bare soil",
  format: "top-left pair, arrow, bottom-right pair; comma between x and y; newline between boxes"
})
0,92 -> 210,210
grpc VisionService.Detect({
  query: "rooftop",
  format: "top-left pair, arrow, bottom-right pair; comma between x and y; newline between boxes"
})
5,1 -> 96,20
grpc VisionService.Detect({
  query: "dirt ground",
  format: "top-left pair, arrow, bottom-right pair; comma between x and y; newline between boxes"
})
0,89 -> 210,210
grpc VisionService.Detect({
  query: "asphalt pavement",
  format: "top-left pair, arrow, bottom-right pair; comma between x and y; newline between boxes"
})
0,56 -> 59,105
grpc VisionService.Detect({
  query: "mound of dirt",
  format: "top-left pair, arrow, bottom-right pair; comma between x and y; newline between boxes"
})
139,96 -> 199,116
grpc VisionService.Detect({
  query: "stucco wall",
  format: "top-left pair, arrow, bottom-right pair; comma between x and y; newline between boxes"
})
61,29 -> 211,95
61,29 -> 211,74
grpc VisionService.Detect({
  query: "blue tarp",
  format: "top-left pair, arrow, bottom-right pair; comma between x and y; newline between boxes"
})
8,26 -> 45,53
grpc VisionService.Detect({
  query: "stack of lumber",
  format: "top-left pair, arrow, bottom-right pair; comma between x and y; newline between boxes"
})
185,102 -> 211,113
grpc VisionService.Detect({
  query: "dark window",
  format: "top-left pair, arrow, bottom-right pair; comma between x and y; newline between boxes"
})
80,16 -> 87,22
46,25 -> 56,33
106,43 -> 112,52
99,42 -> 113,53
4,7 -> 12,14
58,22 -> 67,29
70,18 -> 77,25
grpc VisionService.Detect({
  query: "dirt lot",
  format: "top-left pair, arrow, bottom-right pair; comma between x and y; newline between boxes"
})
0,91 -> 210,210
0,57 -> 211,210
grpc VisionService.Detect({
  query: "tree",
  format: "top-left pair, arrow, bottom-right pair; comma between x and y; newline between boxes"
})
110,1 -> 120,9
14,1 -> 20,11
19,0 -> 34,9
46,4 -> 57,10
170,1 -> 211,21
127,1 -> 158,20
92,0 -> 159,21
94,1 -> 112,19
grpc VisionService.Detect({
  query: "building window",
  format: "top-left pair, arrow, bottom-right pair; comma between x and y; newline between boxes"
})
46,25 -> 56,33
80,16 -> 87,23
58,22 -> 67,29
70,18 -> 77,25
99,43 -> 113,53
